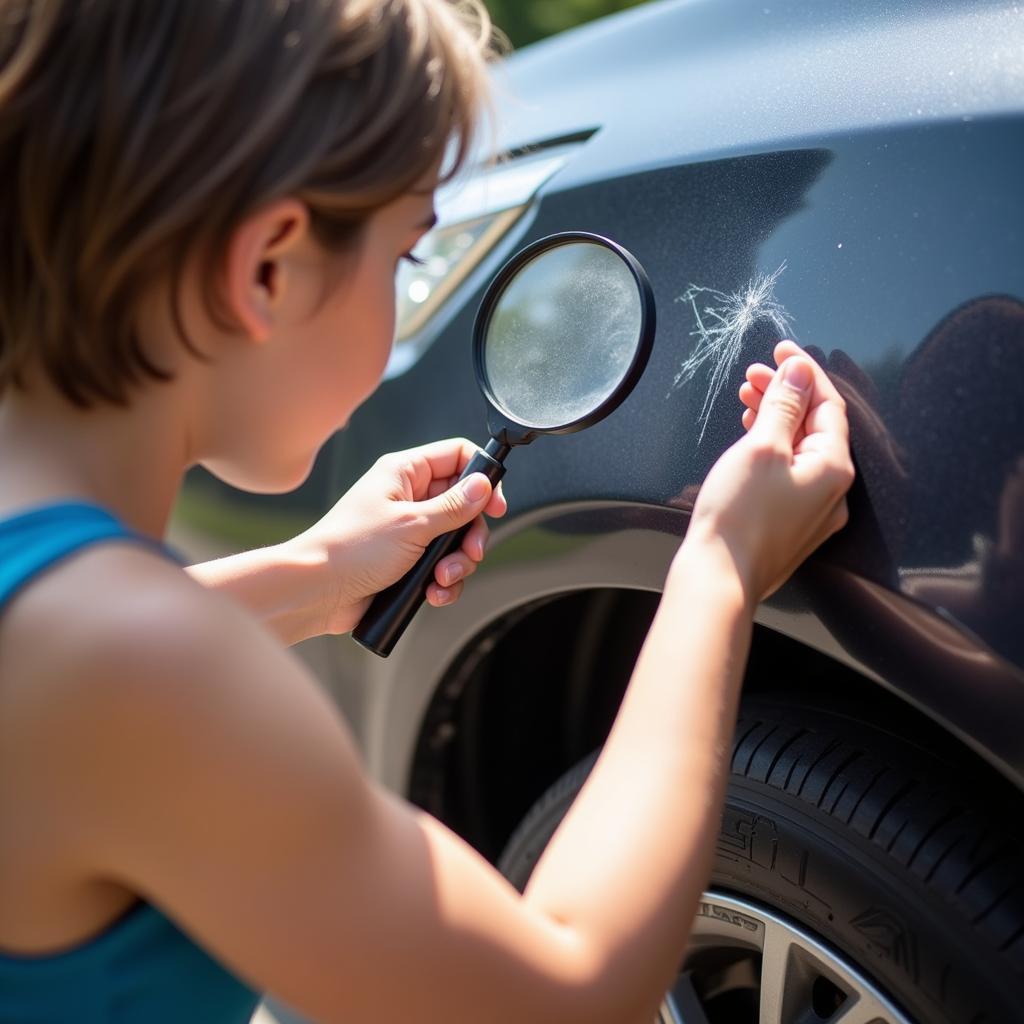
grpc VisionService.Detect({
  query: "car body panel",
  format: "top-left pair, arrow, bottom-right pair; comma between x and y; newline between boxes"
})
179,1 -> 1024,798
489,0 -> 1024,186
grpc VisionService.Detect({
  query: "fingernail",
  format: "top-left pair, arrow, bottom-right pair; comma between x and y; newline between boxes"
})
434,587 -> 451,604
782,358 -> 812,391
445,563 -> 463,585
462,474 -> 488,502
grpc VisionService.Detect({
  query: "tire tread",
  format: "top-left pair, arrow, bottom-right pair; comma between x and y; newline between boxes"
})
731,706 -> 1024,985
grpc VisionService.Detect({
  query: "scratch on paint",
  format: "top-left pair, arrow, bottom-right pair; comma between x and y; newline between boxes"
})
669,263 -> 794,445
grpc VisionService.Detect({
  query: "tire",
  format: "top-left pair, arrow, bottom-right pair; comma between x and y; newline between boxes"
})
497,698 -> 1024,1023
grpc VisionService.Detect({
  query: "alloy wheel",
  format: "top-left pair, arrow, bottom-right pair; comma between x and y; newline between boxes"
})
658,892 -> 912,1024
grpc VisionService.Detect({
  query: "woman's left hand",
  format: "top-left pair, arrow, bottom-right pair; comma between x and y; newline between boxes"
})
290,438 -> 507,635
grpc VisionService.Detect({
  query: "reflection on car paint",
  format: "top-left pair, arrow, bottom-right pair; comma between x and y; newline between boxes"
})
814,294 -> 1024,667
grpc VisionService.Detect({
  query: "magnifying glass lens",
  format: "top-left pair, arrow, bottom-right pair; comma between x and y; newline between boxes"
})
483,242 -> 644,429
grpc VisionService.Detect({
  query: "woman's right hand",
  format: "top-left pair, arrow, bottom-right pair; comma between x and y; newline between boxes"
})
678,341 -> 855,603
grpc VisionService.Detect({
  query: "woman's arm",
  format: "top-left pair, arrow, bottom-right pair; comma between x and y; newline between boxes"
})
516,347 -> 852,1016
515,539 -> 753,1018
185,541 -> 331,646
57,346 -> 850,1023
59,545 -> 753,1024
185,437 -> 507,645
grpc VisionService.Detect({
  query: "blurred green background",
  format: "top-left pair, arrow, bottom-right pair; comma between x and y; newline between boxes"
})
485,0 -> 650,50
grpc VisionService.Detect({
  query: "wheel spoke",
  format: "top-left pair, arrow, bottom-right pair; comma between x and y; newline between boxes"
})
757,920 -> 794,1024
829,992 -> 890,1024
676,892 -> 912,1024
658,972 -> 711,1024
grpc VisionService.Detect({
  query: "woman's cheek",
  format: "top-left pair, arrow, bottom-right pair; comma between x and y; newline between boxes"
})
347,285 -> 396,403
367,268 -> 398,376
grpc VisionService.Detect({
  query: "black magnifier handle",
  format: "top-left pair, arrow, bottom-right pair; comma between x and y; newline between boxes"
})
352,446 -> 507,658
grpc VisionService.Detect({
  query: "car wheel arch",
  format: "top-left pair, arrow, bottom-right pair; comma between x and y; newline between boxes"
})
405,580 -> 1018,867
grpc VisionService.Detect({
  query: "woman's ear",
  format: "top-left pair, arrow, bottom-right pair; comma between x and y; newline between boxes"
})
223,198 -> 310,343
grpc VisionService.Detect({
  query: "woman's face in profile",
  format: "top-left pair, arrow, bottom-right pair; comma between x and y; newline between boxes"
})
315,186 -> 439,423
200,183 -> 440,494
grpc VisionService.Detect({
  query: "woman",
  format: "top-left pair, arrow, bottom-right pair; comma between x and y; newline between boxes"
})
0,1 -> 853,1021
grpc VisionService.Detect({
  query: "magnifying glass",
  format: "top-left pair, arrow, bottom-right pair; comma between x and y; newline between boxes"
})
353,231 -> 656,657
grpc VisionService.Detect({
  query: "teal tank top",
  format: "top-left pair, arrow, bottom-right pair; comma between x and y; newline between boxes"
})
0,502 -> 261,1024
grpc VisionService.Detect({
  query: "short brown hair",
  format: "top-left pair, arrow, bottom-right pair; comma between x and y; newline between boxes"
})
0,0 -> 497,407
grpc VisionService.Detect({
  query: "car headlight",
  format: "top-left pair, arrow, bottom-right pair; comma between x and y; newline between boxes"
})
393,148 -> 573,352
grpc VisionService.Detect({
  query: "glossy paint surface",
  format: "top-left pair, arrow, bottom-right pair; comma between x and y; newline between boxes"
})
187,1 -> 1024,789
335,0 -> 1024,789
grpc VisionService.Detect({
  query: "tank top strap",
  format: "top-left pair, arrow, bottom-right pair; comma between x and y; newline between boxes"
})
0,502 -> 260,1023
0,501 -> 181,613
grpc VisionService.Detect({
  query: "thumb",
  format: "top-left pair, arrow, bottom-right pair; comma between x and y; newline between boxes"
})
417,472 -> 491,537
750,356 -> 813,450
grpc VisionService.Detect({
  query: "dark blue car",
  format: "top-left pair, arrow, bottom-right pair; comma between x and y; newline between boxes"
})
179,2 -> 1024,1020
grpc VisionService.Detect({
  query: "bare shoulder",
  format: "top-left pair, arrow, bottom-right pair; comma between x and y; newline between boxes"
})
1,539 -> 366,870
3,539 -> 319,713
1,542 -> 205,729
4,539 -> 217,653
1,542 -> 598,1021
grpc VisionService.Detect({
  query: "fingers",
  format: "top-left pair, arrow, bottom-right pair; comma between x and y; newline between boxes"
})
405,437 -> 481,483
425,476 -> 506,518
773,339 -> 803,365
485,480 -> 508,519
416,473 -> 493,540
744,362 -> 774,394
400,438 -> 508,515
747,355 -> 815,451
742,377 -> 806,446
399,438 -> 488,501
740,364 -> 773,413
434,505 -> 488,576
421,475 -> 504,525
739,366 -> 769,432
427,509 -> 490,605
425,477 -> 453,500
745,344 -> 845,447
739,381 -> 764,413
434,550 -> 479,589
463,515 -> 489,561
773,341 -> 848,433
426,579 -> 464,607
423,509 -> 490,607
427,516 -> 489,605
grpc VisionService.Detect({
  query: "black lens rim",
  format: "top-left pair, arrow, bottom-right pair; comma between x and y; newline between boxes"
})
472,231 -> 656,444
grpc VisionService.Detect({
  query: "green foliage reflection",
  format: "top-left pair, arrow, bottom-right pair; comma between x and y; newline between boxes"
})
486,0 -> 650,50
